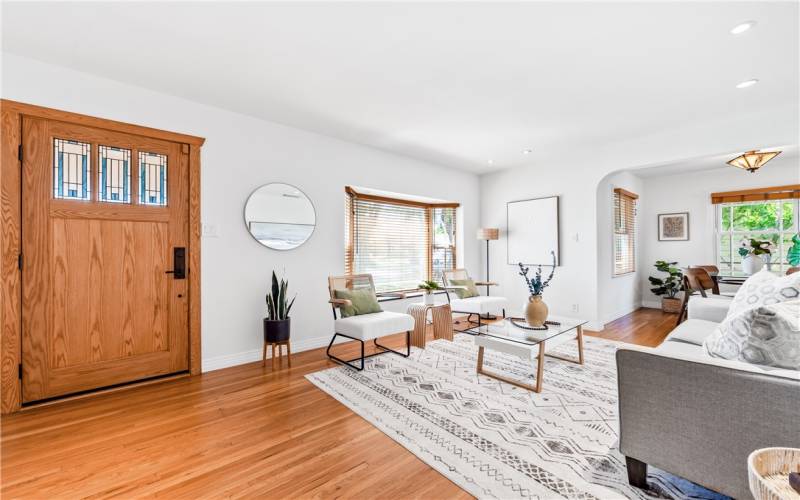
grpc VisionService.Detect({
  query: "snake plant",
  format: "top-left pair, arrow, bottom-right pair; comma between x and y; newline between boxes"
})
266,271 -> 296,320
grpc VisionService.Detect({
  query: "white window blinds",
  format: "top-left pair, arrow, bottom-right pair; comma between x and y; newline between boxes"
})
345,189 -> 458,292
613,188 -> 638,276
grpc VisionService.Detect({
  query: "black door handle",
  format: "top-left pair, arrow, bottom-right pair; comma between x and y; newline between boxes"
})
165,247 -> 186,279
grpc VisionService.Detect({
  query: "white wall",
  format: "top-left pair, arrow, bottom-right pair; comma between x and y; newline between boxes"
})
596,171 -> 644,324
479,105 -> 796,331
480,170 -> 601,327
1,53 -> 481,370
3,53 -> 797,351
639,159 -> 800,307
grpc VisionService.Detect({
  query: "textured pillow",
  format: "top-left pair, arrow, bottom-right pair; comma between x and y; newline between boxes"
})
334,288 -> 382,318
448,279 -> 480,299
703,300 -> 800,369
727,269 -> 800,318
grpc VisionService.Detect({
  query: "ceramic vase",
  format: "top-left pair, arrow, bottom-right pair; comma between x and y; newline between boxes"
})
525,295 -> 548,327
742,255 -> 765,275
424,292 -> 435,305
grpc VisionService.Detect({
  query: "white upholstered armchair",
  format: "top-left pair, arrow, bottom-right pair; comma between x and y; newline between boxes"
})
326,274 -> 414,370
442,269 -> 508,328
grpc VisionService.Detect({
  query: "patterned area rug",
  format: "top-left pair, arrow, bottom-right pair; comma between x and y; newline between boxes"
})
307,334 -> 728,499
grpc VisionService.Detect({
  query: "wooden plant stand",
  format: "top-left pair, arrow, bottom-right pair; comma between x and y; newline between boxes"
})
263,340 -> 291,370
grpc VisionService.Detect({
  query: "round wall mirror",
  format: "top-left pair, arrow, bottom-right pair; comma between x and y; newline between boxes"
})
244,183 -> 316,250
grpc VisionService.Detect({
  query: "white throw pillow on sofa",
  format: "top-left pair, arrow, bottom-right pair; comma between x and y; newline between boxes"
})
704,269 -> 800,369
727,269 -> 800,317
703,300 -> 800,369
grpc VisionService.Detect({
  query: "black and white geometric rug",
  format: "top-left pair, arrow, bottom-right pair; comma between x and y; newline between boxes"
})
307,334 -> 728,499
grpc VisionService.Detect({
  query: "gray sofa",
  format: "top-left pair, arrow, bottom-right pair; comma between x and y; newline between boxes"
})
616,298 -> 800,499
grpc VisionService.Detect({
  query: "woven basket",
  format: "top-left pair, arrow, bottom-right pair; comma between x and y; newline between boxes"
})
662,297 -> 682,314
748,448 -> 800,500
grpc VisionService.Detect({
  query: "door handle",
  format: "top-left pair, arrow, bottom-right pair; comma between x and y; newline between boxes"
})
165,247 -> 186,279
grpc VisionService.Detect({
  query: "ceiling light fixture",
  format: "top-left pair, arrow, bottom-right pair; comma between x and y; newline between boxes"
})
730,21 -> 756,35
522,149 -> 533,155
736,79 -> 759,89
487,159 -> 494,165
726,149 -> 781,173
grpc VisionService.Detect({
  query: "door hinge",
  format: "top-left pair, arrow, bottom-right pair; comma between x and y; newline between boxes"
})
18,144 -> 23,163
18,364 -> 22,379
18,253 -> 22,270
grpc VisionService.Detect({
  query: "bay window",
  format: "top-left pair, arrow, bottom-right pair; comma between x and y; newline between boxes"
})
345,187 -> 458,292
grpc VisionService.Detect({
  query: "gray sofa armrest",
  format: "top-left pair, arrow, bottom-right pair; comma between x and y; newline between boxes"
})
616,348 -> 800,499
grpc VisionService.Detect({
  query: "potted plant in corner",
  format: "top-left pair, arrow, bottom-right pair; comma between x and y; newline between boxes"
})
648,260 -> 683,313
264,271 -> 295,343
418,280 -> 441,305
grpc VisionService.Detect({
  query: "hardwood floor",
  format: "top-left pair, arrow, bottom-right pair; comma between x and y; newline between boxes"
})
1,308 -> 675,499
585,307 -> 677,347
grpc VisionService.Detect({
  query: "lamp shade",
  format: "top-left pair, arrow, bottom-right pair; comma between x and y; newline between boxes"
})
727,150 -> 781,173
477,228 -> 499,240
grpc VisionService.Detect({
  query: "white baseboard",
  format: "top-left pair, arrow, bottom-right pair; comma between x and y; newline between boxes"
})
641,300 -> 663,309
201,311 -> 632,372
601,302 -> 642,327
201,334 -> 334,372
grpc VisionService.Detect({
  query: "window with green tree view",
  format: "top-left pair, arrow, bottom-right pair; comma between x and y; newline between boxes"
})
716,199 -> 800,275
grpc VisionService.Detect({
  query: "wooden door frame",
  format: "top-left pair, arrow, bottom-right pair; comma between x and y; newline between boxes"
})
0,100 -> 205,413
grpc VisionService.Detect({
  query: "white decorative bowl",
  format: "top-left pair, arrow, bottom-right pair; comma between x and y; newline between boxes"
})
748,447 -> 800,500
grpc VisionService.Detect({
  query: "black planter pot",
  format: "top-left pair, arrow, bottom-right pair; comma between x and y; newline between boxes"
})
264,318 -> 291,343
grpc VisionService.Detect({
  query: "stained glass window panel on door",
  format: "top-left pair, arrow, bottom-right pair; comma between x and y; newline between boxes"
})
53,138 -> 91,200
139,151 -> 167,206
98,146 -> 131,203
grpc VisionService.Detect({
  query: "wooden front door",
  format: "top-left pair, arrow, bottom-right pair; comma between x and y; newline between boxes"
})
20,116 -> 190,402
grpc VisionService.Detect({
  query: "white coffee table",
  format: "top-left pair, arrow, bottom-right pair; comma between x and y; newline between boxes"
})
467,315 -> 587,393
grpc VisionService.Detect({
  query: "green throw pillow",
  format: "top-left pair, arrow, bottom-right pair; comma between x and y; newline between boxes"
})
448,279 -> 479,299
334,288 -> 382,318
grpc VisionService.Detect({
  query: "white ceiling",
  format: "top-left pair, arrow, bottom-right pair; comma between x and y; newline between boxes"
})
631,145 -> 799,178
3,2 -> 798,174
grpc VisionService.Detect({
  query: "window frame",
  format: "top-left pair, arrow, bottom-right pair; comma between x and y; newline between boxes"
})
612,187 -> 638,277
345,187 -> 459,293
714,198 -> 800,276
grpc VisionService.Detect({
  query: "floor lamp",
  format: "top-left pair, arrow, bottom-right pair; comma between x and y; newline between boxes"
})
477,228 -> 499,319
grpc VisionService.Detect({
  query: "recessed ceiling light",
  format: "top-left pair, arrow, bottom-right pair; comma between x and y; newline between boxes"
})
522,149 -> 533,155
730,21 -> 756,35
736,79 -> 759,89
487,159 -> 494,165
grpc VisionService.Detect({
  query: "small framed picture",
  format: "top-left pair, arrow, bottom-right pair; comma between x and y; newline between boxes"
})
658,212 -> 689,241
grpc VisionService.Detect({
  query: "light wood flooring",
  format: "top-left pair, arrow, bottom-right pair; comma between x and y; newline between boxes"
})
1,308 -> 676,499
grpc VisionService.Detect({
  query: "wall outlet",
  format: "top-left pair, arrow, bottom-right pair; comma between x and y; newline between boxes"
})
571,303 -> 579,313
202,223 -> 219,238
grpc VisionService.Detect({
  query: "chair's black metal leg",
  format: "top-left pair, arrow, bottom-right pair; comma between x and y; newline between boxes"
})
373,335 -> 410,358
326,333 -> 367,371
326,333 -> 336,354
360,338 -> 365,370
502,309 -> 506,318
